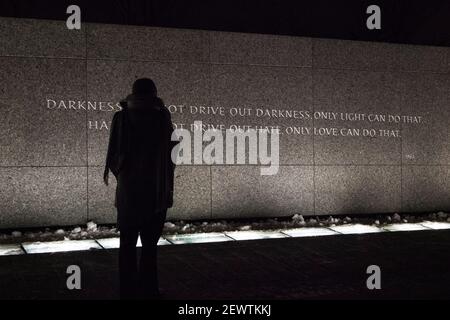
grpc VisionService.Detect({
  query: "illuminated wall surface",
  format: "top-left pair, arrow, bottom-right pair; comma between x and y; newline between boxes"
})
1,17 -> 450,228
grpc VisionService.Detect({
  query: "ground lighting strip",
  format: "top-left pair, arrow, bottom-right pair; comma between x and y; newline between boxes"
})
0,221 -> 449,256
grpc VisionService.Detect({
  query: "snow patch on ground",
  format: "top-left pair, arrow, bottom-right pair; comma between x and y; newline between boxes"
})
0,212 -> 448,244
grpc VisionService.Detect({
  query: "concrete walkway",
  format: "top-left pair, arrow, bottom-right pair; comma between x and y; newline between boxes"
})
0,229 -> 449,299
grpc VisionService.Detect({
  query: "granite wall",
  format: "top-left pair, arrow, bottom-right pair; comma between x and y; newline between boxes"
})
1,17 -> 450,228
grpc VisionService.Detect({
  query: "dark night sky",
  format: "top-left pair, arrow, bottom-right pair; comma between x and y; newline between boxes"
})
0,0 -> 449,47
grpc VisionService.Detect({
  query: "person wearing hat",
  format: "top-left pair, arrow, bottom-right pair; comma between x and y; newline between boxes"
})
104,78 -> 177,299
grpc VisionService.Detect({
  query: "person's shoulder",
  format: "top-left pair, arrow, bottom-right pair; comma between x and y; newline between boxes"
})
114,108 -> 126,117
154,98 -> 171,120
159,107 -> 173,126
110,109 -> 126,125
159,106 -> 171,117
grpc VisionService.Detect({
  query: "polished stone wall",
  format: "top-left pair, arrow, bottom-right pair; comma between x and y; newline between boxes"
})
1,17 -> 449,228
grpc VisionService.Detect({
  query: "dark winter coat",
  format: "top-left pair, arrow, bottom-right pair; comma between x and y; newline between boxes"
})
103,94 -> 177,228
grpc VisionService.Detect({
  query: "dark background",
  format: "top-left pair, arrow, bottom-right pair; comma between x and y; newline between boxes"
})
0,0 -> 449,47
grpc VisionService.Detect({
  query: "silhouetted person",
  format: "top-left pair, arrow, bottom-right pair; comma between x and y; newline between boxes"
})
103,78 -> 177,299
